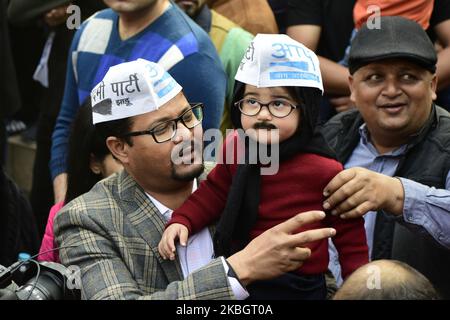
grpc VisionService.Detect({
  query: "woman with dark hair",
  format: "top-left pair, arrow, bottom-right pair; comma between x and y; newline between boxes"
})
38,100 -> 122,262
159,34 -> 368,299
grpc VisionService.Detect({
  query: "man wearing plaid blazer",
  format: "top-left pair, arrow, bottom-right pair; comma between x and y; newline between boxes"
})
54,60 -> 335,300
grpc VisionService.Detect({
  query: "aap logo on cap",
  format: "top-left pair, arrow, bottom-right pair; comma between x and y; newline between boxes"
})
235,34 -> 323,92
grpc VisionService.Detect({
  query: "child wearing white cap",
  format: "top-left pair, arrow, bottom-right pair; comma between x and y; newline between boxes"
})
159,34 -> 368,299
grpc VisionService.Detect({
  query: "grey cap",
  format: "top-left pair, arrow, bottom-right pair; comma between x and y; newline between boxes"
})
348,16 -> 437,74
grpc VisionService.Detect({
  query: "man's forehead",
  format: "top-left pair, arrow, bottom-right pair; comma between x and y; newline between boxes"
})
357,58 -> 432,73
133,92 -> 188,123
158,92 -> 189,115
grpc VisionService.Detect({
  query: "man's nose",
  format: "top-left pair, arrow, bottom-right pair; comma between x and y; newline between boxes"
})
382,78 -> 402,98
172,121 -> 192,143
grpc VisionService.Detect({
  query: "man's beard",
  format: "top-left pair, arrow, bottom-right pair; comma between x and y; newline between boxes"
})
171,162 -> 204,181
170,138 -> 204,181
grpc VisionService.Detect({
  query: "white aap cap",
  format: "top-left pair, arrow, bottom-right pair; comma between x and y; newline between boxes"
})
235,34 -> 323,93
91,59 -> 182,124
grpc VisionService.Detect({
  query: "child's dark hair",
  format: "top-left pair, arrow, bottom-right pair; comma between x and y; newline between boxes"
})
64,99 -> 113,204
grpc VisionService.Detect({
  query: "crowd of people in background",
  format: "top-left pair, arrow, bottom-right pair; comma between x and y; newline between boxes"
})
1,0 -> 450,300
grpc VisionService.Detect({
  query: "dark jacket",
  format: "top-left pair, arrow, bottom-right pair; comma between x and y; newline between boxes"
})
0,167 -> 40,267
321,105 -> 450,298
1,0 -> 21,118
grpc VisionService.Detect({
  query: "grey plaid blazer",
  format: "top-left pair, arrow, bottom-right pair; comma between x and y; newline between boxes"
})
54,169 -> 234,300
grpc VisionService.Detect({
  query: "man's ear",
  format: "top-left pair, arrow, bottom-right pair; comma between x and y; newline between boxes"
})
349,75 -> 356,104
430,74 -> 438,101
106,136 -> 130,164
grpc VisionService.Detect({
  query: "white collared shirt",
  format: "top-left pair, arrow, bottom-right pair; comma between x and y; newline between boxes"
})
146,181 -> 248,299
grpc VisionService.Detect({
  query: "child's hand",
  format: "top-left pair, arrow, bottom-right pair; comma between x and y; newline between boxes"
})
158,224 -> 189,260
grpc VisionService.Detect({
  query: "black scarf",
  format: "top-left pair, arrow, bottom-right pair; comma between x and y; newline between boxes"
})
213,83 -> 337,257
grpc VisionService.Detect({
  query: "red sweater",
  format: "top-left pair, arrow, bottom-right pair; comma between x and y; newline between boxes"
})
169,131 -> 368,279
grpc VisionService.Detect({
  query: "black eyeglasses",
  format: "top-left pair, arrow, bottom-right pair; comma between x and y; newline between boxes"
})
235,98 -> 297,118
121,103 -> 203,143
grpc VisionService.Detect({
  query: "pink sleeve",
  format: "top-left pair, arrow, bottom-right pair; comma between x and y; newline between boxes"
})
38,202 -> 64,262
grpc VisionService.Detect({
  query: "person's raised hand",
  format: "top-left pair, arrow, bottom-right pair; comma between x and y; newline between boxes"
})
44,4 -> 70,27
329,95 -> 355,113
